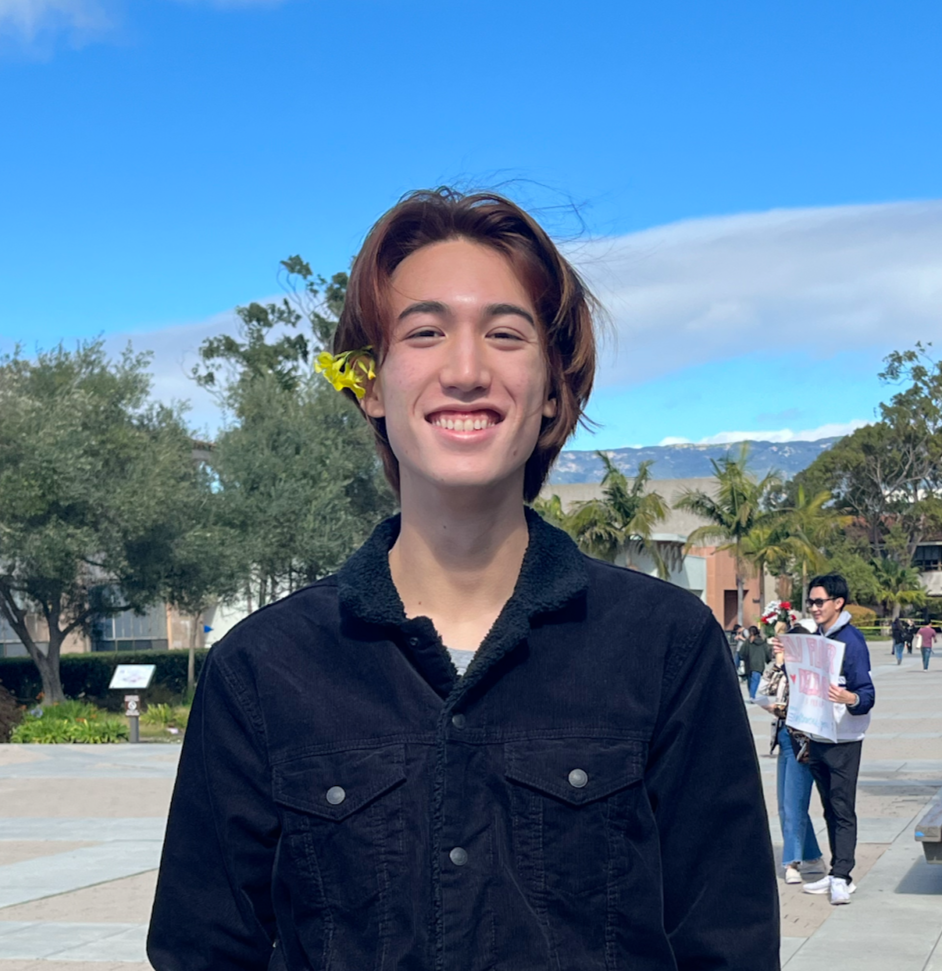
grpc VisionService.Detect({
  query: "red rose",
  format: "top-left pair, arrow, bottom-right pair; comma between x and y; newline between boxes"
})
781,601 -> 791,610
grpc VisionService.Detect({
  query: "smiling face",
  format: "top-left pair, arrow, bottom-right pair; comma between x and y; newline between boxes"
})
362,238 -> 556,501
808,585 -> 843,629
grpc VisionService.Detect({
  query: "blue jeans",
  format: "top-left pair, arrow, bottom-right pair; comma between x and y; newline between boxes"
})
894,641 -> 904,664
748,670 -> 762,698
776,725 -> 822,866
922,647 -> 932,670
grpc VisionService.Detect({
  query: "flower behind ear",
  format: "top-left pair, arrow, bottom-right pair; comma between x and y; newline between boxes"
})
314,347 -> 374,399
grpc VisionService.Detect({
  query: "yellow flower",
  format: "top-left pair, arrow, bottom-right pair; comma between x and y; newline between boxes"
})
315,347 -> 374,400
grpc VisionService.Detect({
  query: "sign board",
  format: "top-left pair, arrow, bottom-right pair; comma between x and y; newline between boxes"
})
781,634 -> 845,743
123,694 -> 141,716
108,664 -> 156,690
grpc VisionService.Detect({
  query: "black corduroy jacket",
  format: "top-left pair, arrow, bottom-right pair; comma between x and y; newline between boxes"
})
147,510 -> 779,971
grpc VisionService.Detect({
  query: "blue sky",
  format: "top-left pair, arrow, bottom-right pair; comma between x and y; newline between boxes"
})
2,0 -> 941,448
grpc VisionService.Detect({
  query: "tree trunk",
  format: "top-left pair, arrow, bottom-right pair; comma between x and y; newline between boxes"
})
801,562 -> 808,615
757,566 -> 766,614
0,586 -> 66,704
187,612 -> 200,694
736,573 -> 744,627
34,636 -> 66,705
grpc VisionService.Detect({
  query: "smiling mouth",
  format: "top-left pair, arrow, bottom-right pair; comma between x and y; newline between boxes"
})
427,410 -> 502,432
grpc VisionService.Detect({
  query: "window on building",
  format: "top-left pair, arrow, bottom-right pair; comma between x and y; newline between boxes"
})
91,605 -> 168,652
913,545 -> 942,572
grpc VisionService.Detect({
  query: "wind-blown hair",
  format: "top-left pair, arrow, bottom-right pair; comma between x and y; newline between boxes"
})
333,187 -> 598,503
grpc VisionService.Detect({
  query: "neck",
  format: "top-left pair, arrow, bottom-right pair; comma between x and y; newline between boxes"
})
389,475 -> 530,649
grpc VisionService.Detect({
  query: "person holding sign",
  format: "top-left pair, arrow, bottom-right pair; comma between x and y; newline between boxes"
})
147,189 -> 779,970
796,574 -> 875,906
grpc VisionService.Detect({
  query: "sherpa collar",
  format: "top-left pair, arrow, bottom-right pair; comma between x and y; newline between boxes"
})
337,506 -> 588,634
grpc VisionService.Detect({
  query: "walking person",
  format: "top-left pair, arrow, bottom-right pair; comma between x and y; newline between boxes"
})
891,616 -> 905,665
905,620 -> 915,655
739,625 -> 772,699
800,574 -> 875,906
916,622 -> 936,671
756,638 -> 825,885
147,188 -> 779,969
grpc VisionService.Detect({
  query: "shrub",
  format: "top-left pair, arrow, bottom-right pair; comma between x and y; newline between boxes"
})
846,605 -> 877,628
10,704 -> 129,743
0,650 -> 210,708
0,680 -> 22,743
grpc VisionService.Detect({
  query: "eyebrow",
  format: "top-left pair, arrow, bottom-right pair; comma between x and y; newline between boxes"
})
396,300 -> 535,326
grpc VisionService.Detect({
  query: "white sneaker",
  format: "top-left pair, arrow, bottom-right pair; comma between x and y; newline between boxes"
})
802,875 -> 831,894
801,857 -> 826,873
803,875 -> 857,895
830,877 -> 852,905
784,864 -> 802,884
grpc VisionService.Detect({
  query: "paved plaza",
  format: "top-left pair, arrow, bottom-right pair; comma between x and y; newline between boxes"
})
0,643 -> 939,970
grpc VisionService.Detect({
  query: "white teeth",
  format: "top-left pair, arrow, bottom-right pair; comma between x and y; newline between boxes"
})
431,415 -> 495,429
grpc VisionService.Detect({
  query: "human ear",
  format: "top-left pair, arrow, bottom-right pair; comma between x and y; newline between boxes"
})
360,375 -> 386,420
542,393 -> 558,420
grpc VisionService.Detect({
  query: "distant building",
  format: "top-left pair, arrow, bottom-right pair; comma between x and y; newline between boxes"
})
539,477 -> 774,629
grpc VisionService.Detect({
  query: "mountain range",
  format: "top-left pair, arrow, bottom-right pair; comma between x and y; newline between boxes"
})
549,438 -> 839,484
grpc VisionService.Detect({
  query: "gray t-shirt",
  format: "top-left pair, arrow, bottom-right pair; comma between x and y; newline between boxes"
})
447,647 -> 475,676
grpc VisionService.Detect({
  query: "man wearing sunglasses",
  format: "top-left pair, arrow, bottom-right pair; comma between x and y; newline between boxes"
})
800,574 -> 875,906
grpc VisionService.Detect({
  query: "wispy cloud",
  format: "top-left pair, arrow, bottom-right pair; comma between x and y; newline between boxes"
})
0,0 -> 285,52
0,0 -> 114,48
571,200 -> 942,389
659,420 -> 870,447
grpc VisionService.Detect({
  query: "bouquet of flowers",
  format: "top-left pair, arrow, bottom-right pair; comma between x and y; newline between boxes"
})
760,600 -> 797,636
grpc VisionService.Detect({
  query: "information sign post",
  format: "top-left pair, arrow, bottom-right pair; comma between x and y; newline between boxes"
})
108,665 -> 156,744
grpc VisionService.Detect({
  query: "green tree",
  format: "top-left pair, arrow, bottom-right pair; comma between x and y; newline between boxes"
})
0,341 -> 201,703
870,557 -> 927,620
539,456 -> 673,576
778,485 -> 849,611
193,259 -> 394,607
675,445 -> 782,625
792,343 -> 942,559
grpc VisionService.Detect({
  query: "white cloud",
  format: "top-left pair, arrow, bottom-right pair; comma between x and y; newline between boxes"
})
570,200 -> 942,389
658,420 -> 870,448
0,0 -> 285,50
0,0 -> 113,45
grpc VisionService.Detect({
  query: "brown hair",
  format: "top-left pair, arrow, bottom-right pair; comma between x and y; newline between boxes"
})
333,187 -> 598,502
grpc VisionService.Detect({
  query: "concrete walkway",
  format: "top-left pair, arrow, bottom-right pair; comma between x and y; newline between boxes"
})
0,643 -> 939,969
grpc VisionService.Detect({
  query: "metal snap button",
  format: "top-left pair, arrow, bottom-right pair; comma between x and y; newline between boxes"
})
408,636 -> 419,647
451,713 -> 466,729
568,768 -> 588,788
449,846 -> 469,866
325,786 -> 346,805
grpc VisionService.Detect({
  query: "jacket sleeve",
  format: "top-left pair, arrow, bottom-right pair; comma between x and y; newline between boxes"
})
645,612 -> 780,970
147,647 -> 279,969
843,633 -> 875,716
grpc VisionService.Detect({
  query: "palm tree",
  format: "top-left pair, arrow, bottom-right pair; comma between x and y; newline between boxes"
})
540,455 -> 673,577
871,557 -> 926,620
781,485 -> 851,612
674,445 -> 782,625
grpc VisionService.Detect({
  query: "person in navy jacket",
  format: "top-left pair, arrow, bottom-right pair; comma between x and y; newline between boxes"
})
799,573 -> 875,906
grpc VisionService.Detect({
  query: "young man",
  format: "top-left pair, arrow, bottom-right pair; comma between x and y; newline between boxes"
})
800,574 -> 875,905
916,622 -> 936,670
147,189 -> 779,969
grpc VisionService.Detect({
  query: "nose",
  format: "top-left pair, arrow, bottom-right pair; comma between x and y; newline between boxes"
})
439,330 -> 490,395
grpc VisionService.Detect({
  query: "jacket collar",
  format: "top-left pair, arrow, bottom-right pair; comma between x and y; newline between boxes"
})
339,506 -> 588,629
821,609 -> 852,638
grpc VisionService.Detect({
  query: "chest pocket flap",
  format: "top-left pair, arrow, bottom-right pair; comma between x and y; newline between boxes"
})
272,743 -> 406,822
505,737 -> 646,807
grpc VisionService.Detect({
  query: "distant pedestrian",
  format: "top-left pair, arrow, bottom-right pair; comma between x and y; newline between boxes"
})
800,574 -> 875,906
739,626 -> 772,699
891,617 -> 905,664
726,623 -> 744,658
756,638 -> 824,884
905,621 -> 915,655
916,623 -> 936,671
